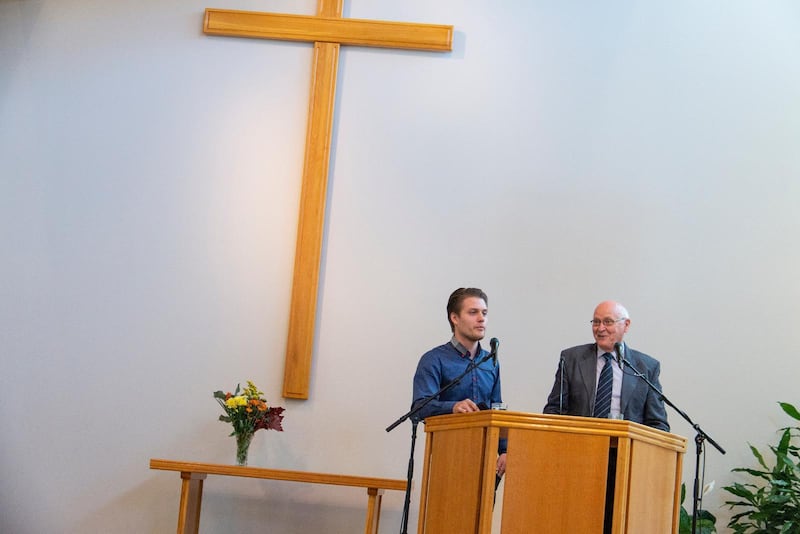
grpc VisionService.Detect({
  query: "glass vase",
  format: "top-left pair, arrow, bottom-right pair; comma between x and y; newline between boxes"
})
235,432 -> 254,466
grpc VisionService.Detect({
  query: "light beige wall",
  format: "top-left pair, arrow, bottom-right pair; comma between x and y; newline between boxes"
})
2,0 -> 799,532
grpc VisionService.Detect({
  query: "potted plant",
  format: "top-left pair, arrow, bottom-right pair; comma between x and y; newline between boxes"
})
723,401 -> 800,533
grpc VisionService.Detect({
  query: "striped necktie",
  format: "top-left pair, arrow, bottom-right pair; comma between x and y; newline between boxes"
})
593,353 -> 613,418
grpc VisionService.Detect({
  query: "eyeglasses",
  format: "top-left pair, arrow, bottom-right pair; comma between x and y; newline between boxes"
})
590,318 -> 627,327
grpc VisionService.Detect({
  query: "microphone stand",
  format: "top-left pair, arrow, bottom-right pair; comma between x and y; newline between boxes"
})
620,355 -> 725,534
386,349 -> 495,534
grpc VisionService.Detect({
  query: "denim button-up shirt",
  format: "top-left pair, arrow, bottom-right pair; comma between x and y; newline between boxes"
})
411,337 -> 506,453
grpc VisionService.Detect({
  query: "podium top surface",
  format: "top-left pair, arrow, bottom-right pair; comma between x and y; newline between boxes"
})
422,411 -> 687,452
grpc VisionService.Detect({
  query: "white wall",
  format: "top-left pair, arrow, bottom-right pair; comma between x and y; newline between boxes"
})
2,0 -> 799,532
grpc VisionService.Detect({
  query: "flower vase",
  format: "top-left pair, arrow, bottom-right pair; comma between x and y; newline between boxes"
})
235,432 -> 254,466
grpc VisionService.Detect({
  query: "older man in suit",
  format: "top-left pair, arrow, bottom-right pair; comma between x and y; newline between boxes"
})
543,301 -> 669,431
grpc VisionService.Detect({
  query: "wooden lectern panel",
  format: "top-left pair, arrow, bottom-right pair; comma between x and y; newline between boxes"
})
420,426 -> 487,533
625,439 -> 682,533
502,429 -> 610,533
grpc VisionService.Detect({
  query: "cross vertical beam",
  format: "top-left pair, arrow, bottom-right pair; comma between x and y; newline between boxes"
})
283,0 -> 342,399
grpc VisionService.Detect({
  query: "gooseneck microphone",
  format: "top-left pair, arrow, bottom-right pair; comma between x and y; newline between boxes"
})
614,342 -> 625,369
489,337 -> 499,367
558,356 -> 566,414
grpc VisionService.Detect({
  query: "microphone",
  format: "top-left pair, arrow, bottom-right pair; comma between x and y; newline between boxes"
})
489,337 -> 499,367
558,356 -> 566,415
614,342 -> 625,369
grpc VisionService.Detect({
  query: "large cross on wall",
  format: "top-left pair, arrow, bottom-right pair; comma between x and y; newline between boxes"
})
203,1 -> 453,399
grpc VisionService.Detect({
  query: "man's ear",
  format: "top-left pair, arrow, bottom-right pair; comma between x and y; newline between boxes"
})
449,311 -> 460,327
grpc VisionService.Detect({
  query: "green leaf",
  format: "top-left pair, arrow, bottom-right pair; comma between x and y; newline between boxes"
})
750,443 -> 768,469
779,402 -> 800,422
731,467 -> 770,479
697,509 -> 716,524
679,506 -> 690,534
777,428 -> 792,459
724,482 -> 754,498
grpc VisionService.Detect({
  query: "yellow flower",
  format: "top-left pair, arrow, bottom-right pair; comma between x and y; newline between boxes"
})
225,395 -> 247,408
244,380 -> 264,398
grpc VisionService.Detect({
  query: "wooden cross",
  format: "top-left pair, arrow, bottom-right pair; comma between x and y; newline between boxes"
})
203,1 -> 453,399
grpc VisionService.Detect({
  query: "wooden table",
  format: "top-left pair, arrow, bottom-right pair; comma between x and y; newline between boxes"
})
150,459 -> 407,534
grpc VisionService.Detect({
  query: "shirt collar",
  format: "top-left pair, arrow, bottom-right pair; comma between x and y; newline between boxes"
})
597,342 -> 623,359
450,336 -> 481,359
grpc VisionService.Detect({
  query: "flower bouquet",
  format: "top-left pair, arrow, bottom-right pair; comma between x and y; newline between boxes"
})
213,380 -> 284,466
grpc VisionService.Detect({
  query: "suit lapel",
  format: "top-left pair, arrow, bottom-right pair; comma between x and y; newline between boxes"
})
620,344 -> 637,415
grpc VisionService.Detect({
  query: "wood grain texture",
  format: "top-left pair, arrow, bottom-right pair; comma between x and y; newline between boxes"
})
282,40 -> 340,399
151,458 -> 406,489
204,9 -> 453,51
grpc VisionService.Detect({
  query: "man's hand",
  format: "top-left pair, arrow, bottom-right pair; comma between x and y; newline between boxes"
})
496,453 -> 507,478
452,399 -> 480,414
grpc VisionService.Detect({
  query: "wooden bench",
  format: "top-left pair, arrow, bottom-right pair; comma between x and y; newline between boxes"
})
150,459 -> 407,534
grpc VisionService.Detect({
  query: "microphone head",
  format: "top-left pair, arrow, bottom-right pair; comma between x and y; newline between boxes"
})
490,338 -> 499,352
614,342 -> 624,364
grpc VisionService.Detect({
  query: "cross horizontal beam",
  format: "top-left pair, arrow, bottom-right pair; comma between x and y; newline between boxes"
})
204,8 -> 453,51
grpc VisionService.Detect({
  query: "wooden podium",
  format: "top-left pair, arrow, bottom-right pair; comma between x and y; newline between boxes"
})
417,411 -> 686,534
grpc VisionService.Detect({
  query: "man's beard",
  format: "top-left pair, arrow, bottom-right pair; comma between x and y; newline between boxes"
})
464,331 -> 485,343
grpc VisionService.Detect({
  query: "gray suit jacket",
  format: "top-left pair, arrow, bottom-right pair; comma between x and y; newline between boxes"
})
543,343 -> 670,431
